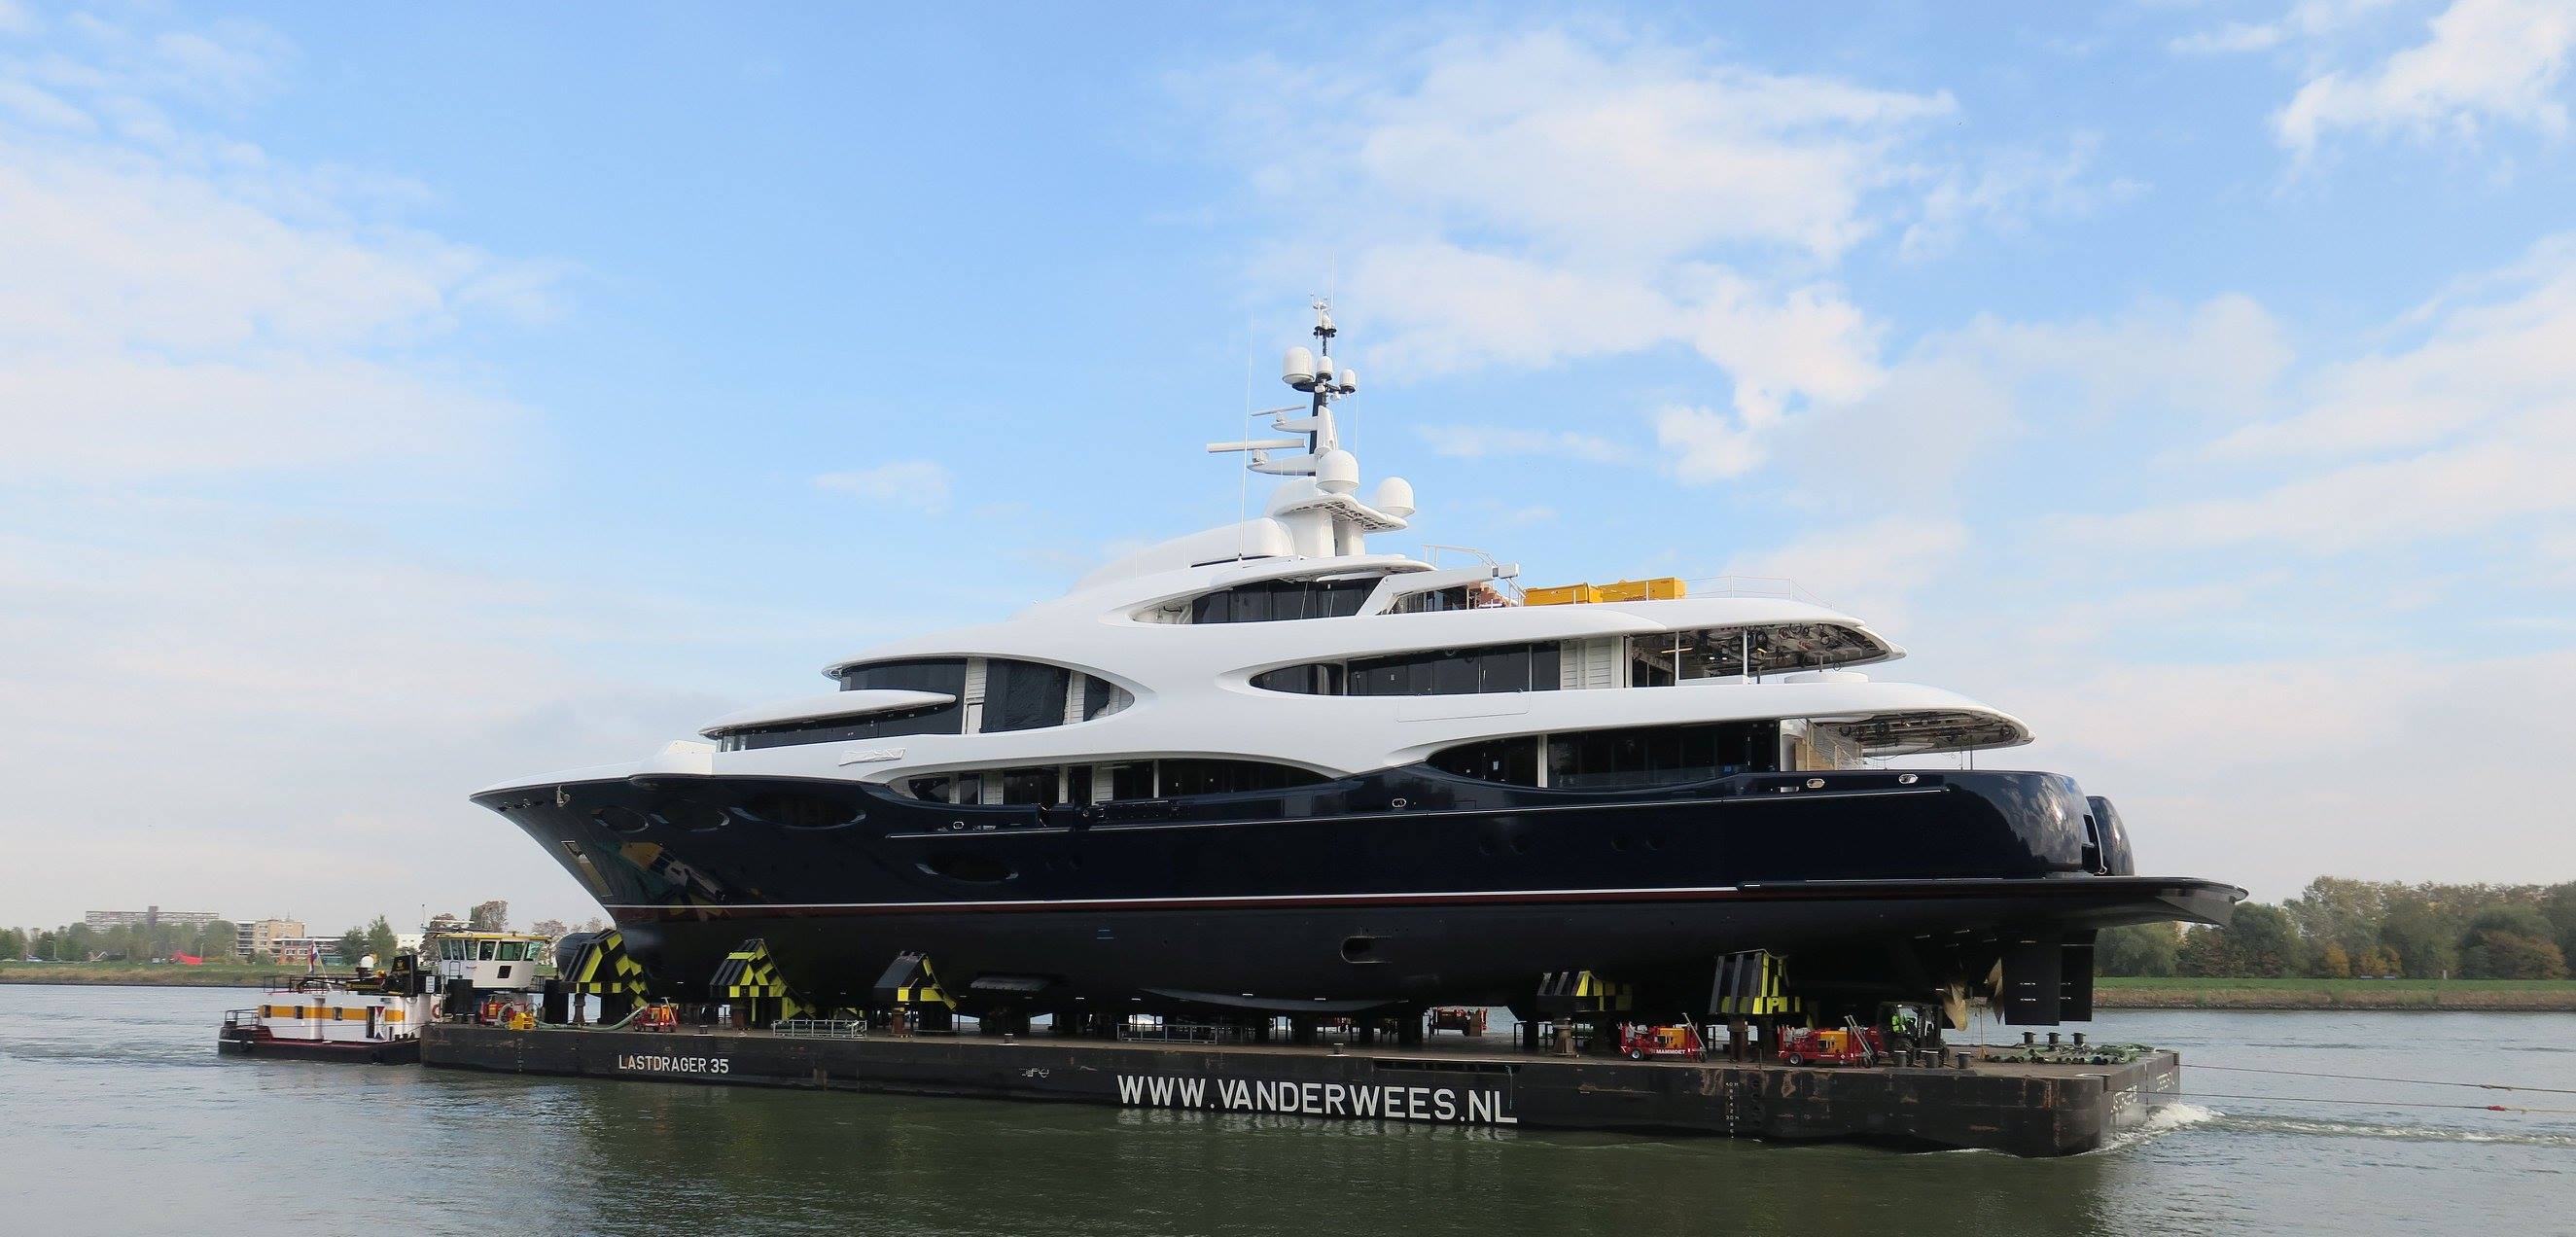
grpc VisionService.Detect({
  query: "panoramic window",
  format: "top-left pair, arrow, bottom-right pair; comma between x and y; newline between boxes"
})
1080,675 -> 1133,720
899,759 -> 1324,805
718,703 -> 963,752
1546,721 -> 1781,789
1249,663 -> 1344,694
1423,721 -> 1781,789
983,659 -> 1073,733
1256,642 -> 1560,696
835,657 -> 969,695
1429,736 -> 1541,785
1187,577 -> 1376,623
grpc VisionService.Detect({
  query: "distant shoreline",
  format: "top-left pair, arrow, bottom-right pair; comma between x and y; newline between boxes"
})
2,964 -> 269,988
2097,976 -> 2576,1011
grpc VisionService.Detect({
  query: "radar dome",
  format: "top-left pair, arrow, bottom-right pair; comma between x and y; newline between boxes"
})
1282,346 -> 1316,388
1317,448 -> 1359,495
1371,476 -> 1414,517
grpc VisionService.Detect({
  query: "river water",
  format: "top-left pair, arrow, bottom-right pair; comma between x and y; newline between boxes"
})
2,986 -> 2569,1235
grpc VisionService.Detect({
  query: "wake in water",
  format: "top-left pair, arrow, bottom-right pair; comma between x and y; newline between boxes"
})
2090,1101 -> 2220,1152
2214,1113 -> 2576,1149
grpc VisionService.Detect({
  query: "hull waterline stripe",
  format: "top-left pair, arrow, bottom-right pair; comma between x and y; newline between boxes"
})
602,878 -> 2227,918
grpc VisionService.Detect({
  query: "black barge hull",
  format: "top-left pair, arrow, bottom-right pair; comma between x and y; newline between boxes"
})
421,1023 -> 2180,1157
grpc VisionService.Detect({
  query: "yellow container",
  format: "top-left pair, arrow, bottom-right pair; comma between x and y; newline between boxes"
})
1524,583 -> 1603,607
1596,577 -> 1686,603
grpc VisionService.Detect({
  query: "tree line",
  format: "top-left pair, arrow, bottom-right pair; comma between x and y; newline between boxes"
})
4,899 -> 604,965
2100,877 -> 2576,980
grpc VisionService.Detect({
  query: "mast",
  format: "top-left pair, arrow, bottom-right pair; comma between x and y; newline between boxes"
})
1204,300 -> 1414,557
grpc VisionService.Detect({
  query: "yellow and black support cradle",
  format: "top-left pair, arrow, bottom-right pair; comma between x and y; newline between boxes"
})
560,930 -> 653,1025
710,938 -> 810,1028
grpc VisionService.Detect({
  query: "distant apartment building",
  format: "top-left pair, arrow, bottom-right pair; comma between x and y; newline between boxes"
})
84,906 -> 224,931
235,918 -> 307,959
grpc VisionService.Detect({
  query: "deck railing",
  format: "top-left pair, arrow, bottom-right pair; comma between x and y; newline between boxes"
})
771,1017 -> 868,1040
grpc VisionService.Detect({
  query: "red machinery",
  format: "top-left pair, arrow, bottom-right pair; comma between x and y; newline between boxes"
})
1617,1021 -> 1707,1060
1776,1024 -> 1886,1067
1427,1007 -> 1489,1037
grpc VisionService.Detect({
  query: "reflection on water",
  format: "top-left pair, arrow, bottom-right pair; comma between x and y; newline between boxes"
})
3,986 -> 2569,1235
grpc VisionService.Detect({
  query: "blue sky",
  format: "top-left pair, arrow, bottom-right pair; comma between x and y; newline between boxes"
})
5,1 -> 2574,930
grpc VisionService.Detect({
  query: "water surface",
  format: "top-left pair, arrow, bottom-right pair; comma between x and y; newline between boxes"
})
3,986 -> 2569,1234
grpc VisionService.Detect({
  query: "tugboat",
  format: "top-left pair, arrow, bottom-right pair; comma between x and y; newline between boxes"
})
217,927 -> 552,1063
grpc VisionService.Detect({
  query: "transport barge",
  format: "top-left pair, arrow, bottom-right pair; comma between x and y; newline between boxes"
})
421,1021 -> 2180,1157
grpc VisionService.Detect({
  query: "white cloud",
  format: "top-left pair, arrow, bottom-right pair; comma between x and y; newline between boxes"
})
1189,25 -> 2114,484
2006,650 -> 2576,897
1324,29 -> 1956,264
1718,515 -> 1969,626
2074,234 -> 2576,552
1414,424 -> 1639,465
0,14 -> 620,929
2170,0 -> 2397,56
1900,137 -> 2145,260
0,0 -> 37,38
816,459 -> 955,512
2276,0 -> 2576,155
1652,405 -> 1765,481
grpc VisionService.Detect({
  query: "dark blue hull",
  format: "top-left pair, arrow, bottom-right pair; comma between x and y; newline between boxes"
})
476,767 -> 2239,1013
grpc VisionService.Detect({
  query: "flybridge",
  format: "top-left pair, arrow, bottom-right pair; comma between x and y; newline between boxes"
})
1205,300 -> 1417,558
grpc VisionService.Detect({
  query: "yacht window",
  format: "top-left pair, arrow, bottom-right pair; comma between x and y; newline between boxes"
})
1345,643 -> 1561,697
836,657 -> 970,695
1249,663 -> 1344,695
997,766 -> 1061,806
1389,585 -> 1479,615
1429,736 -> 1541,785
1187,578 -> 1376,623
1629,625 -> 1884,684
1154,760 -> 1326,796
1546,721 -> 1781,790
984,660 -> 1073,733
1080,676 -> 1134,720
476,940 -> 497,962
718,703 -> 962,751
1103,761 -> 1154,801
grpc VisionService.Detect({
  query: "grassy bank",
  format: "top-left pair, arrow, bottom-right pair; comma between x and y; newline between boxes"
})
2097,975 -> 2576,1010
0,961 -> 274,988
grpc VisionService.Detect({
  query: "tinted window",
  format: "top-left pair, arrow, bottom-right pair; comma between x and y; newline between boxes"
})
998,766 -> 1060,805
1429,736 -> 1541,785
1546,721 -> 1780,790
1080,676 -> 1133,720
1251,664 -> 1343,694
721,703 -> 963,751
984,659 -> 1072,733
1342,644 -> 1562,696
1188,578 -> 1376,623
836,658 -> 968,695
1103,761 -> 1154,800
1156,760 -> 1326,796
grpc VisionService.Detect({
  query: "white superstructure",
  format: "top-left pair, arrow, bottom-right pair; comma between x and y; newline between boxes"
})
485,302 -> 2027,809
